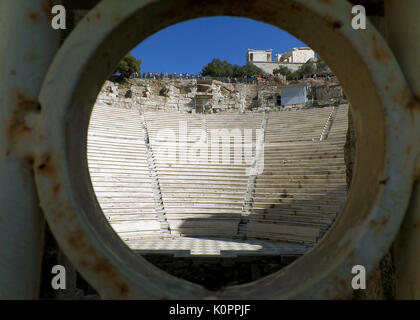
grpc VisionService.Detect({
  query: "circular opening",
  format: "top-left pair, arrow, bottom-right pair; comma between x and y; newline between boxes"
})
37,0 -> 413,299
86,16 -> 351,291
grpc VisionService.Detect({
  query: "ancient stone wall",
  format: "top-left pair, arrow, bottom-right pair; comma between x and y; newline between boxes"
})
251,61 -> 303,74
94,78 -> 347,115
94,79 -> 287,113
314,85 -> 344,102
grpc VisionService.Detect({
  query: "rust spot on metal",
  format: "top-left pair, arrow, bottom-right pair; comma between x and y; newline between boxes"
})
324,275 -> 349,299
95,12 -> 101,19
370,216 -> 389,227
379,177 -> 389,185
8,116 -> 30,139
332,20 -> 343,29
116,282 -> 129,297
67,229 -> 86,251
408,95 -> 420,113
79,256 -> 106,273
112,15 -> 121,23
400,88 -> 420,117
37,155 -> 56,177
371,35 -> 392,61
67,228 -> 131,297
15,91 -> 39,111
413,220 -> 420,230
23,155 -> 35,172
28,12 -> 39,22
79,255 -> 130,298
8,91 -> 40,142
86,17 -> 91,23
53,183 -> 61,198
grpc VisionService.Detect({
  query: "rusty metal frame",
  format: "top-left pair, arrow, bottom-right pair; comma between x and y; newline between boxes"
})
0,0 -> 61,299
384,0 -> 420,299
1,0 -> 419,299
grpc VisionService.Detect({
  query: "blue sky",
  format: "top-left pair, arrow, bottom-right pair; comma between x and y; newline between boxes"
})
131,16 -> 308,74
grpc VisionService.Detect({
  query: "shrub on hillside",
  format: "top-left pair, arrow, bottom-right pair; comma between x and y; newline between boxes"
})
202,59 -> 265,77
113,53 -> 142,79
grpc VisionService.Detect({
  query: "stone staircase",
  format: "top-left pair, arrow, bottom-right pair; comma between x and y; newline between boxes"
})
143,111 -> 262,238
87,106 -> 162,241
87,104 -> 348,253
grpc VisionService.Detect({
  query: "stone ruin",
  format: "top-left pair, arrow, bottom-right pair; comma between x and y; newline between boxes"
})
95,78 -> 346,115
95,78 -> 289,114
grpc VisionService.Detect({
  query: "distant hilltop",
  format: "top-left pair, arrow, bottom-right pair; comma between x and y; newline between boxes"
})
247,48 -> 316,74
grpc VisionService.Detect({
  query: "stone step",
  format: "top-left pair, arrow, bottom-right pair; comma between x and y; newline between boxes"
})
88,103 -> 349,245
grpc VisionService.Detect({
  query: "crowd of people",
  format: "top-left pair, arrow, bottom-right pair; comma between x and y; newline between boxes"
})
129,72 -> 286,84
132,72 -> 199,79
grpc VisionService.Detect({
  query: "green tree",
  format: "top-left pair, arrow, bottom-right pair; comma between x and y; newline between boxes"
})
300,60 -> 316,75
284,60 -> 317,80
237,62 -> 266,77
202,59 -> 265,77
273,66 -> 292,78
114,53 -> 142,78
274,59 -> 333,80
202,58 -> 227,77
222,60 -> 236,77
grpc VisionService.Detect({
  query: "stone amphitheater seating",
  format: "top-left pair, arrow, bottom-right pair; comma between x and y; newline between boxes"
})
87,104 -> 348,255
88,108 -> 161,240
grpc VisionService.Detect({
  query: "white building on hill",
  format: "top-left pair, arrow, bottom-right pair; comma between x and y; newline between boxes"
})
275,47 -> 315,64
246,49 -> 273,63
247,47 -> 316,75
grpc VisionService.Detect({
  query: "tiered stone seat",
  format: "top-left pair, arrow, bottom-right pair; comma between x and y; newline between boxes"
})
248,106 -> 348,244
87,105 -> 161,241
143,112 -> 263,238
87,104 -> 349,254
265,107 -> 335,142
